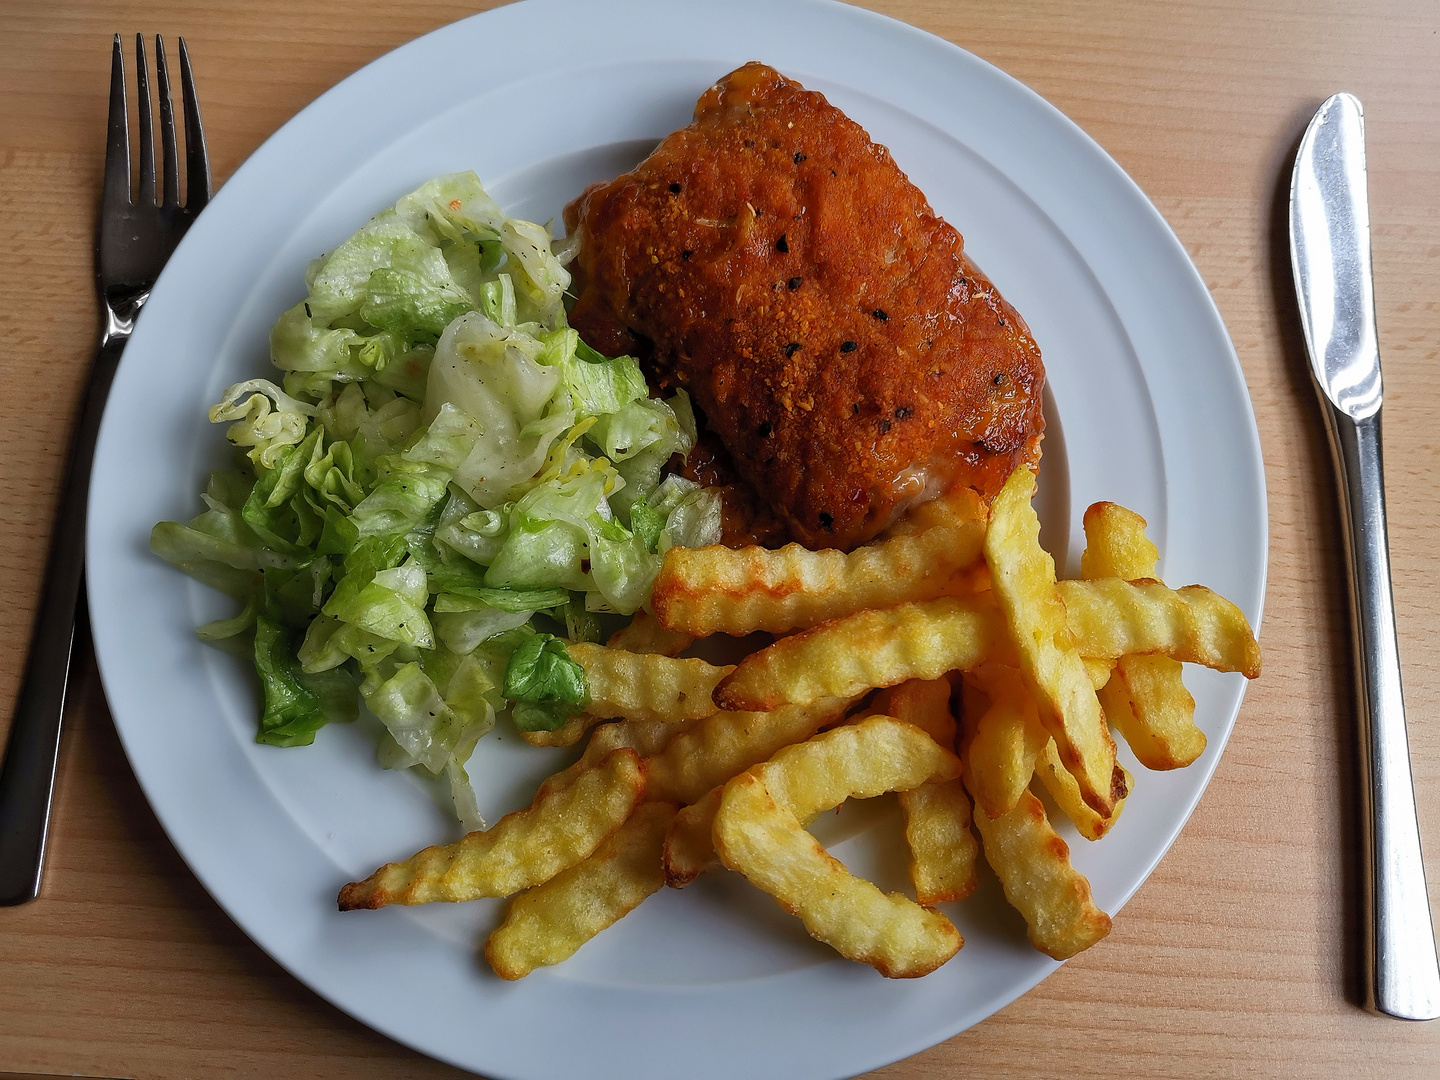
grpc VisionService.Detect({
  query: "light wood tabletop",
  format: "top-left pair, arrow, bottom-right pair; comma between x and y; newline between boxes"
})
2,1 -> 1438,1077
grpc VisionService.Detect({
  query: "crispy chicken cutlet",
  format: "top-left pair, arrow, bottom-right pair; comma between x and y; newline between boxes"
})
566,62 -> 1045,550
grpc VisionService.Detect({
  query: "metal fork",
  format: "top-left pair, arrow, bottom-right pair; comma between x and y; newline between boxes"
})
0,34 -> 210,906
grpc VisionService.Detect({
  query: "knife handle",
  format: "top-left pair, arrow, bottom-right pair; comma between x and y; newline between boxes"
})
1325,403 -> 1440,1020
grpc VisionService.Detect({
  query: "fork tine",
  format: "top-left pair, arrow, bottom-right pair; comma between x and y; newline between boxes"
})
134,33 -> 155,206
177,38 -> 210,211
155,36 -> 180,208
103,34 -> 130,208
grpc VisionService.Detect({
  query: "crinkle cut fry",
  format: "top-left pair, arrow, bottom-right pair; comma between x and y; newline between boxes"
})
1055,578 -> 1261,678
485,802 -> 677,980
536,716 -> 700,801
714,771 -> 962,978
711,573 -> 1256,716
1079,500 -> 1206,769
712,595 -> 1010,712
868,680 -> 978,903
968,786 -> 1111,960
572,642 -> 733,723
606,609 -> 697,657
984,465 -> 1116,818
900,779 -> 979,905
645,697 -> 852,806
522,645 -> 732,748
1033,739 -> 1132,841
664,785 -> 724,887
337,749 -> 645,910
650,514 -> 985,637
665,713 -> 959,888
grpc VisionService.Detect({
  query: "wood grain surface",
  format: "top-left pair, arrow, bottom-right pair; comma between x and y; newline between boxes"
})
2,1 -> 1438,1077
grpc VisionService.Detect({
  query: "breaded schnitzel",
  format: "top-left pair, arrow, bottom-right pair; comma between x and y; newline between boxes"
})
566,62 -> 1045,550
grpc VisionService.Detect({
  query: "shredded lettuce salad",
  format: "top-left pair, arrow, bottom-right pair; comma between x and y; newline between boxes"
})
152,172 -> 720,827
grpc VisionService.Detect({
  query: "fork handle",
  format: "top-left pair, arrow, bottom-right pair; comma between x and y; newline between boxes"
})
0,334 -> 125,906
1324,404 -> 1440,1020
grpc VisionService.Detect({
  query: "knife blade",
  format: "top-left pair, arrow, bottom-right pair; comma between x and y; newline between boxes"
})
1290,92 -> 1440,1021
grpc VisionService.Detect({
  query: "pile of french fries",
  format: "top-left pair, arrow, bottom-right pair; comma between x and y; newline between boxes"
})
339,465 -> 1260,979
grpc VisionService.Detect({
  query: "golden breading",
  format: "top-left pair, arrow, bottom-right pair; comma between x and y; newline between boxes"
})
338,749 -> 645,910
565,62 -> 1044,550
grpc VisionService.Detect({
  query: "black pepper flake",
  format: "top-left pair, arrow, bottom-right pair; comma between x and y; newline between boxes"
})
744,138 -> 755,148
993,372 -> 1006,386
784,342 -> 802,357
793,152 -> 807,164
776,234 -> 789,253
998,315 -> 1007,327
852,403 -> 860,415
818,512 -> 834,531
840,340 -> 858,353
669,182 -> 681,193
788,276 -> 803,290
880,419 -> 892,434
756,421 -> 773,438
681,250 -> 693,260
872,309 -> 888,321
304,303 -> 312,318
894,405 -> 912,419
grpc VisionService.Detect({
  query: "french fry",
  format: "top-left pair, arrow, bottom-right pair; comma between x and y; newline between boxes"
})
339,749 -> 645,910
665,714 -> 959,888
968,787 -> 1111,960
606,609 -> 697,657
1079,501 -> 1160,580
1080,502 -> 1206,769
900,779 -> 979,905
651,514 -> 985,637
1056,578 -> 1261,678
484,802 -> 677,980
754,715 -> 960,817
524,644 -> 734,746
536,716 -> 700,801
870,680 -> 978,904
961,666 -> 1050,819
1103,656 -> 1203,770
518,711 -> 599,749
882,486 -> 988,538
713,596 -> 1010,712
645,697 -> 854,806
663,785 -> 723,887
871,678 -> 955,746
574,642 -> 733,722
1033,741 -> 1131,841
714,719 -> 964,978
985,466 -> 1117,817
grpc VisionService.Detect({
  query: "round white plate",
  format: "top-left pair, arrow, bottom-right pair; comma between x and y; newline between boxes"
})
86,1 -> 1267,1077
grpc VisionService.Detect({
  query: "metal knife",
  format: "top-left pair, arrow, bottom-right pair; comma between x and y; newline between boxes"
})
1290,92 -> 1440,1021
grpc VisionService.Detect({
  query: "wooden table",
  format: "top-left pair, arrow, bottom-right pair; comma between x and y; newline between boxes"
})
2,1 -> 1437,1076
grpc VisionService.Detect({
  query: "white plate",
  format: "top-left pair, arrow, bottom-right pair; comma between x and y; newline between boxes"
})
86,1 -> 1267,1077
